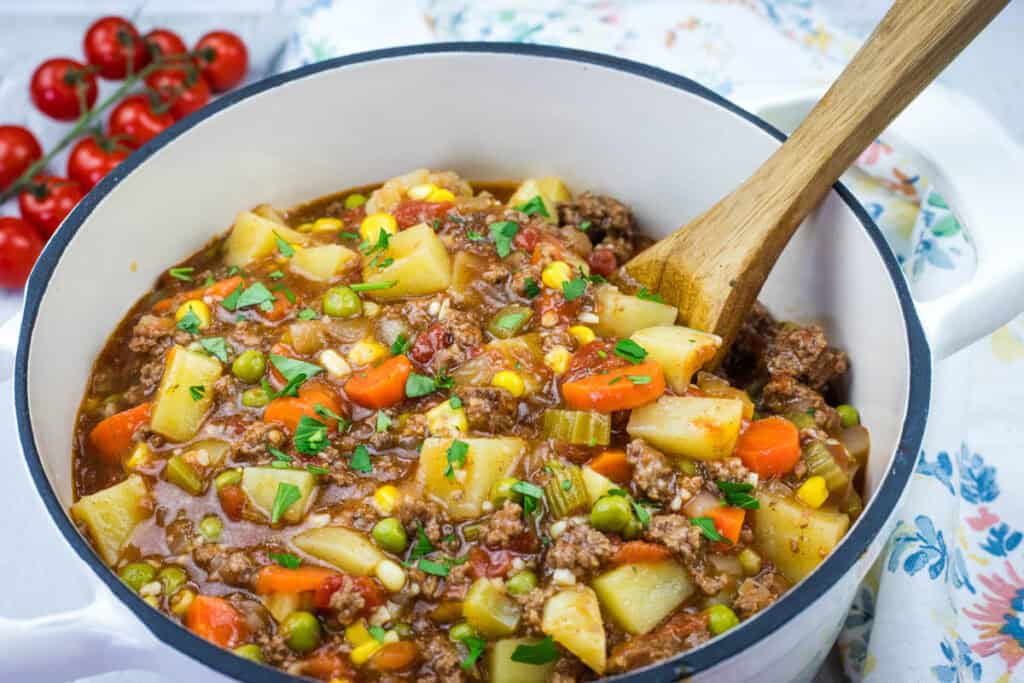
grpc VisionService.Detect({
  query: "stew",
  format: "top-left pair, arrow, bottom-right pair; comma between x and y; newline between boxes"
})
72,169 -> 869,681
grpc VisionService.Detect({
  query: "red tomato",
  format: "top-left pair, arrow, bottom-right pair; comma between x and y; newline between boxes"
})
313,574 -> 384,613
144,68 -> 212,120
194,31 -> 248,92
391,200 -> 453,229
30,58 -> 98,121
108,94 -> 174,148
83,16 -> 147,79
0,217 -> 44,289
143,28 -> 187,58
0,126 -> 43,192
588,248 -> 617,277
18,176 -> 84,238
67,135 -> 130,191
468,547 -> 513,579
409,323 -> 451,364
513,226 -> 540,252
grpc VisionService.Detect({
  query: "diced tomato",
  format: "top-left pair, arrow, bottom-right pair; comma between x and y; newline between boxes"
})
313,574 -> 384,613
391,200 -> 452,229
513,226 -> 540,252
409,323 -> 450,364
532,290 -> 581,326
563,340 -> 628,384
469,547 -> 513,579
588,248 -> 617,277
186,595 -> 247,648
218,483 -> 245,521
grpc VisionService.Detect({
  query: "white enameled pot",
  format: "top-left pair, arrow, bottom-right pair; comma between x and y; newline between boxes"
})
2,44 -> 1023,683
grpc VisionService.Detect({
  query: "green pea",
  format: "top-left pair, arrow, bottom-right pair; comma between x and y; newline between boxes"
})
620,517 -> 643,540
282,611 -> 322,653
242,387 -> 270,407
448,622 -> 477,643
170,588 -> 195,616
215,468 -> 242,490
677,458 -> 698,476
590,495 -> 633,534
489,477 -> 522,505
372,517 -> 408,554
344,193 -> 367,209
233,644 -> 264,663
837,404 -> 860,428
119,562 -> 157,592
232,350 -> 267,384
706,604 -> 740,635
158,566 -> 188,595
199,515 -> 223,542
738,548 -> 763,576
322,286 -> 362,318
506,570 -> 537,596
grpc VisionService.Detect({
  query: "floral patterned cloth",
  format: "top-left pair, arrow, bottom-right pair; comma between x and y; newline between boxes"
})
280,2 -> 1024,681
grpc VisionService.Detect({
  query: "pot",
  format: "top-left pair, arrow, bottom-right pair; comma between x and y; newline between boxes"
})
2,44 -> 1022,683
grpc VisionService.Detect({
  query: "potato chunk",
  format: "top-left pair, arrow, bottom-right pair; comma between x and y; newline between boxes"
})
489,638 -> 555,683
630,325 -> 721,392
464,578 -> 521,637
593,285 -> 678,338
150,346 -> 222,442
241,467 -> 317,525
542,587 -> 606,673
507,178 -> 561,224
581,465 -> 616,505
291,526 -> 383,576
71,475 -> 151,565
290,244 -> 357,282
361,223 -> 452,300
416,437 -> 525,520
754,491 -> 850,583
591,560 -> 693,635
627,396 -> 743,460
223,211 -> 307,267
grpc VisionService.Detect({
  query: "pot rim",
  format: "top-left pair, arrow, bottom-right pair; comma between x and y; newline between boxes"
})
14,42 -> 929,682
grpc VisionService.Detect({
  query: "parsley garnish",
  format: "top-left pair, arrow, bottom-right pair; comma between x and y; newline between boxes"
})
270,482 -> 301,524
235,282 -> 276,311
306,464 -> 329,475
418,558 -> 449,577
272,284 -> 296,304
268,269 -> 285,280
188,385 -> 205,401
269,552 -> 301,569
631,499 -> 653,527
515,195 -> 549,218
294,415 -> 328,454
390,333 -> 410,356
360,228 -> 390,256
511,636 -> 560,664
368,625 -> 387,643
607,488 -> 627,496
409,522 -> 435,561
444,439 -> 469,479
494,310 -> 529,333
375,411 -> 392,433
269,354 -> 322,391
221,283 -> 244,311
268,446 -> 293,463
169,266 -> 194,281
488,220 -> 520,258
636,287 -> 664,303
691,516 -> 725,542
461,636 -> 487,670
227,266 -> 241,276
523,277 -> 540,299
405,373 -> 439,397
350,444 -> 372,473
562,277 -> 587,301
716,481 -> 760,509
273,232 -> 295,257
350,280 -> 397,292
449,395 -> 462,409
614,339 -> 648,364
512,480 -> 544,516
176,309 -> 201,335
578,220 -> 592,232
297,308 -> 318,320
627,375 -> 652,384
339,230 -> 359,241
466,229 -> 484,241
199,337 -> 228,363
203,275 -> 215,287
560,478 -> 572,491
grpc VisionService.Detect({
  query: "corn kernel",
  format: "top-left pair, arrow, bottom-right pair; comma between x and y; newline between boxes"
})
568,325 -> 595,346
373,485 -> 400,514
348,339 -> 388,366
360,212 -> 398,243
796,476 -> 829,508
406,183 -> 438,200
491,370 -> 525,398
313,217 -> 343,232
350,640 -> 384,665
175,299 -> 211,329
544,345 -> 571,374
345,620 -> 373,646
541,261 -> 573,290
425,400 -> 468,436
362,301 -> 381,318
320,349 -> 352,379
427,187 -> 455,203
296,222 -> 315,233
382,630 -> 400,644
375,559 -> 407,592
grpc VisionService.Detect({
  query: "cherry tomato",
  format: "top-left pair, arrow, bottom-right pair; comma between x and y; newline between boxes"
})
194,31 -> 248,92
18,176 -> 85,238
0,126 -> 43,192
108,94 -> 174,148
30,58 -> 98,121
143,28 -> 187,59
0,217 -> 44,289
83,16 -> 147,79
144,68 -> 211,120
67,135 -> 131,191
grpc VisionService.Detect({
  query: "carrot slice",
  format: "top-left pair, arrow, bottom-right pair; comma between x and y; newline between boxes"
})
153,275 -> 244,313
369,641 -> 420,672
587,449 -> 633,484
186,595 -> 247,648
344,355 -> 413,409
88,403 -> 151,464
735,416 -> 801,477
262,290 -> 293,321
612,541 -> 672,565
298,382 -> 345,428
263,397 -> 314,433
707,506 -> 745,545
561,360 -> 666,412
254,565 -> 339,595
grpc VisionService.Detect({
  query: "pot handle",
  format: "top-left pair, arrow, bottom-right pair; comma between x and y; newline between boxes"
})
742,83 -> 1024,360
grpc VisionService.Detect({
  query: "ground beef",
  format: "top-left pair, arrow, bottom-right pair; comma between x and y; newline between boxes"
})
764,322 -> 848,390
229,320 -> 265,347
192,544 -> 256,587
516,584 -> 557,633
121,356 -> 166,405
461,386 -> 518,434
626,438 -> 676,503
418,635 -> 465,683
327,580 -> 367,624
727,302 -> 778,373
480,503 -> 527,547
231,421 -> 285,461
545,520 -> 615,576
645,514 -> 702,562
550,653 -> 588,682
734,569 -> 789,618
480,259 -> 511,284
762,374 -> 841,433
607,612 -> 711,673
212,375 -> 234,401
509,263 -> 542,297
255,632 -> 291,667
558,192 -> 637,262
702,457 -> 752,484
689,561 -> 730,595
128,314 -> 176,354
394,497 -> 448,543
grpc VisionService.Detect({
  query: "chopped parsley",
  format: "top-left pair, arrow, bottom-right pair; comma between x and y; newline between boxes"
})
636,287 -> 664,303
560,478 -> 572,491
690,516 -> 725,542
268,446 -> 293,463
390,333 -> 410,356
203,275 -> 215,287
417,558 -> 449,577
269,354 -> 323,391
375,411 -> 392,433
360,228 -> 390,256
562,277 -> 587,301
461,635 -> 487,669
368,625 -> 387,643
488,220 -> 520,258
350,280 -> 397,292
523,277 -> 541,299
515,195 -> 549,217
227,266 -> 241,277
294,415 -> 328,454
444,439 -> 469,479
268,269 -> 285,280
511,636 -> 560,664
631,499 -> 653,527
627,374 -> 652,384
297,308 -> 318,320
176,309 -> 201,335
273,232 -> 295,257
577,220 -> 592,232
269,552 -> 301,569
494,310 -> 529,333
606,488 -> 627,497
613,339 -> 648,364
168,266 -> 194,281
466,229 -> 485,241
449,395 -> 463,409
349,444 -> 372,473
188,385 -> 205,401
306,464 -> 329,476
716,480 -> 760,509
199,337 -> 228,363
405,373 -> 438,398
409,522 -> 435,561
272,284 -> 296,304
235,282 -> 276,311
221,283 -> 244,310
339,230 -> 360,241
270,482 -> 301,524
512,481 -> 544,516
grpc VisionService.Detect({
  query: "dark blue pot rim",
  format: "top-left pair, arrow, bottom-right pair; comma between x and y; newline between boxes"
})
14,42 -> 929,682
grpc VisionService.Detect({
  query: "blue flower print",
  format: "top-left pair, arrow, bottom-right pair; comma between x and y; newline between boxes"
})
981,523 -> 1022,558
950,548 -> 976,595
889,515 -> 947,580
957,444 -> 999,504
932,637 -> 982,682
917,449 -> 955,495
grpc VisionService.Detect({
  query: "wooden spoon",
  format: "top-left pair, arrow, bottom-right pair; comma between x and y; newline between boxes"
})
625,0 -> 1008,359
